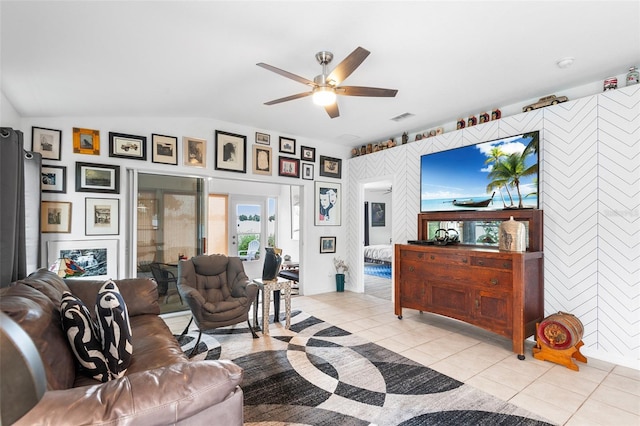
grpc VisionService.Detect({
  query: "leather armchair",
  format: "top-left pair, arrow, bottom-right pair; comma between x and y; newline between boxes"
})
178,254 -> 259,356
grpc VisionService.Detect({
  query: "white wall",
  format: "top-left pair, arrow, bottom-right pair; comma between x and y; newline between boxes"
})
11,113 -> 351,296
346,85 -> 640,369
1,91 -> 21,130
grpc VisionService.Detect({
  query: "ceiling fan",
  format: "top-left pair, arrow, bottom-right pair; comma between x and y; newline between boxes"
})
257,46 -> 398,119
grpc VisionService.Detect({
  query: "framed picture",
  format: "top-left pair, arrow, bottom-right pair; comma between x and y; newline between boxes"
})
152,134 -> 178,165
319,155 -> 342,179
302,162 -> 314,180
183,136 -> 206,167
301,146 -> 316,162
252,145 -> 272,175
76,162 -> 120,194
320,236 -> 336,254
32,126 -> 62,160
371,202 -> 386,227
109,132 -> 146,160
315,181 -> 341,226
215,130 -> 247,173
85,198 -> 119,235
73,127 -> 100,155
41,201 -> 72,233
279,156 -> 300,178
255,132 -> 270,145
279,136 -> 296,154
47,239 -> 118,280
41,165 -> 66,193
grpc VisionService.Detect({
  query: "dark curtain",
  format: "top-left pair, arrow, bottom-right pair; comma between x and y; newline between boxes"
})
0,128 -> 40,285
364,202 -> 370,246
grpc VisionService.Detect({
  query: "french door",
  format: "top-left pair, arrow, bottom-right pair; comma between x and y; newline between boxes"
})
228,196 -> 276,260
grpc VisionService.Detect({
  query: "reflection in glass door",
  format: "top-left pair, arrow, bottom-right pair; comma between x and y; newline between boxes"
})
137,176 -> 205,265
136,173 -> 205,314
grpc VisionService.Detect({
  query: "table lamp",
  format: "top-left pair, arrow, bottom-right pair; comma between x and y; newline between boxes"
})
48,257 -> 85,278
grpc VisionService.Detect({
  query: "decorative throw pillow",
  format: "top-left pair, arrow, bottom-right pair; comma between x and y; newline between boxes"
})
96,280 -> 133,380
60,291 -> 111,382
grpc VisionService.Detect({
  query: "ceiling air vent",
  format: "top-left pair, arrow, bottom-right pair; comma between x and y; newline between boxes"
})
390,112 -> 414,122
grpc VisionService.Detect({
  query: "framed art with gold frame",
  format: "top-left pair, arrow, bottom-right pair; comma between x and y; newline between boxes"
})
252,145 -> 272,175
73,127 -> 100,155
41,201 -> 72,233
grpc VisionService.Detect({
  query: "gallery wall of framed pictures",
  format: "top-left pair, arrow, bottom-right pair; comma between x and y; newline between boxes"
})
33,121 -> 347,276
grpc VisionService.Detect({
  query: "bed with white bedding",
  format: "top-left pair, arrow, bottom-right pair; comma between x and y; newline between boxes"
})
364,244 -> 393,265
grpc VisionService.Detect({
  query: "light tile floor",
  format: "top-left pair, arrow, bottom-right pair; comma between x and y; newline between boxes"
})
163,291 -> 640,426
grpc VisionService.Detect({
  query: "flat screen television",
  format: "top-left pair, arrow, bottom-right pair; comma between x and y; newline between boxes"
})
420,131 -> 539,212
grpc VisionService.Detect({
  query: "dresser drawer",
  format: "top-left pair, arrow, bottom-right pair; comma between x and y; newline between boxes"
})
470,256 -> 513,270
400,249 -> 469,265
467,269 -> 513,290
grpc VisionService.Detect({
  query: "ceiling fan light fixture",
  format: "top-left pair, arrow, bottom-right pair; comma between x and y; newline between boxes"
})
312,86 -> 337,106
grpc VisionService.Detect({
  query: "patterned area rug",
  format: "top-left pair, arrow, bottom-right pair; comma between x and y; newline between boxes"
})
176,311 -> 555,426
364,264 -> 392,279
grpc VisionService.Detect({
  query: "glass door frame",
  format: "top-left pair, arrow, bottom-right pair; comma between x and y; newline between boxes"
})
126,169 -> 209,277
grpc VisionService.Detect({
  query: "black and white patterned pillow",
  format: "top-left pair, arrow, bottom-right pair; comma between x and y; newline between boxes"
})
60,291 -> 111,382
96,280 -> 133,379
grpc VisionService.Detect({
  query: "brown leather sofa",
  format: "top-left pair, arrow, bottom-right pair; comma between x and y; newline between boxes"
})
0,268 -> 244,425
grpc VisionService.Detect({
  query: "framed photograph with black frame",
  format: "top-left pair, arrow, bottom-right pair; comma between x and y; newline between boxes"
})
319,155 -> 342,179
73,127 -> 100,155
279,136 -> 296,154
301,146 -> 316,162
302,163 -> 314,180
315,181 -> 341,226
109,132 -> 146,160
215,130 -> 247,173
183,136 -> 206,167
252,145 -> 272,175
279,156 -> 300,178
47,239 -> 118,280
32,126 -> 62,160
75,162 -> 120,194
85,197 -> 119,235
41,201 -> 72,233
255,132 -> 270,145
41,165 -> 66,193
151,134 -> 178,165
371,202 -> 386,227
320,236 -> 336,254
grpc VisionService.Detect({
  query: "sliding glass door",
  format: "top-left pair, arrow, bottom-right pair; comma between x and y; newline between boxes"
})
136,173 -> 205,267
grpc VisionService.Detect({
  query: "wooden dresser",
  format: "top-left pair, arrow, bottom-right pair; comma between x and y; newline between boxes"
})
394,210 -> 544,359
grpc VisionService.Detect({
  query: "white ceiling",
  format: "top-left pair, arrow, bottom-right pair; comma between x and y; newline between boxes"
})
2,1 -> 639,146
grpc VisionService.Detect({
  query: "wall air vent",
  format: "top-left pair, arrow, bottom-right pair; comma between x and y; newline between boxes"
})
390,112 -> 415,122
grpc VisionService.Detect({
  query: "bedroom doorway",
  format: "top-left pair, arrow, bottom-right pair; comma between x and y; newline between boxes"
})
363,180 -> 393,300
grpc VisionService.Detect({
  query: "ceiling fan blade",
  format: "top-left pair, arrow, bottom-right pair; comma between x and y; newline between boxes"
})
324,102 -> 339,119
256,63 -> 316,87
327,46 -> 370,85
337,86 -> 398,97
264,91 -> 312,105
